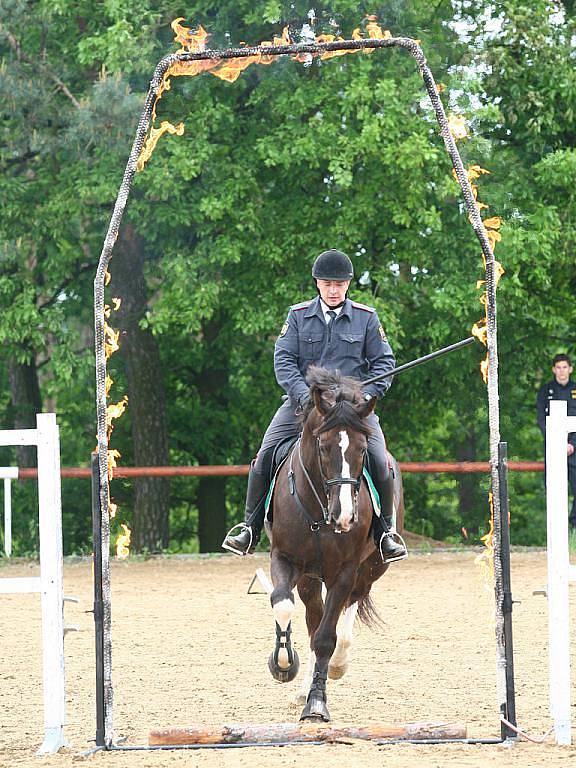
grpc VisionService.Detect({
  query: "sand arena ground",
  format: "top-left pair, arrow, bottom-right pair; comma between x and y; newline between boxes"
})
1,549 -> 575,767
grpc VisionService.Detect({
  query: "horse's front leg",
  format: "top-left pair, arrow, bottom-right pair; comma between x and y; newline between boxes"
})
295,576 -> 324,704
328,601 -> 358,680
300,566 -> 354,722
268,550 -> 300,683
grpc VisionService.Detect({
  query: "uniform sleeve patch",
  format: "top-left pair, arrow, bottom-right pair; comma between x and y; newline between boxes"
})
279,322 -> 289,337
378,324 -> 387,342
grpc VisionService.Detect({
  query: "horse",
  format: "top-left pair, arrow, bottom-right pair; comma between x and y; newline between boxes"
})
265,366 -> 405,722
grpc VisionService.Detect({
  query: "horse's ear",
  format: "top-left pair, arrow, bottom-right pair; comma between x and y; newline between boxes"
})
357,395 -> 377,418
313,388 -> 330,415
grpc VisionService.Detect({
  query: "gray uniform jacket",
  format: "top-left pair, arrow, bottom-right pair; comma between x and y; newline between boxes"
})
274,295 -> 396,405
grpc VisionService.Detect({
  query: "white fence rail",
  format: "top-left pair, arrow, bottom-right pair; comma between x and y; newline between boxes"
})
546,400 -> 576,745
0,414 -> 66,754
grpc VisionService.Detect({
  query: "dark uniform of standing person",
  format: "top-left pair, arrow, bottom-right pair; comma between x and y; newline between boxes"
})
222,249 -> 407,562
536,353 -> 576,527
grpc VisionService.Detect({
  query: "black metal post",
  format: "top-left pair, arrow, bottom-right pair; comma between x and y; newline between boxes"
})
498,442 -> 517,739
91,451 -> 106,747
363,336 -> 476,387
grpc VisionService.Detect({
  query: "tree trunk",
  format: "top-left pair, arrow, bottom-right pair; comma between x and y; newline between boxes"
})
113,224 -> 170,552
197,476 -> 228,552
195,315 -> 229,552
7,356 -> 42,468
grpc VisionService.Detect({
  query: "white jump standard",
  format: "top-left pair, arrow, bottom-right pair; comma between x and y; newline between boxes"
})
546,400 -> 576,745
0,414 -> 67,754
1,466 -> 18,556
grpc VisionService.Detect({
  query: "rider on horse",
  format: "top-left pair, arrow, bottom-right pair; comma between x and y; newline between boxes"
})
222,249 -> 407,563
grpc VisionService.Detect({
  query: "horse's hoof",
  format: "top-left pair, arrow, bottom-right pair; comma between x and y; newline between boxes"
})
299,696 -> 331,722
328,663 -> 348,680
268,649 -> 300,683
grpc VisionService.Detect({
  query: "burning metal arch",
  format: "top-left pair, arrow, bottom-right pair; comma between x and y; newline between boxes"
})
93,36 -> 512,748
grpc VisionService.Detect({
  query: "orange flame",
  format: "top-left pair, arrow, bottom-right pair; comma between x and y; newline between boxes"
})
474,491 -> 494,582
447,113 -> 469,141
107,448 -> 122,481
494,260 -> 505,286
106,395 -> 128,439
137,18 -> 395,169
116,523 -> 131,559
486,229 -> 502,251
171,18 -> 208,53
483,216 -> 501,230
137,120 -> 185,171
471,321 -> 487,346
104,321 -> 120,359
480,354 -> 489,383
109,499 -> 118,518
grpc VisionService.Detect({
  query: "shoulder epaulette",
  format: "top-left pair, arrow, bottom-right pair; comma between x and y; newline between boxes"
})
290,299 -> 313,311
351,300 -> 375,313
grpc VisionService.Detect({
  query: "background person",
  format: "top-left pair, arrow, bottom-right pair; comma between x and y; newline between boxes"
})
536,353 -> 576,527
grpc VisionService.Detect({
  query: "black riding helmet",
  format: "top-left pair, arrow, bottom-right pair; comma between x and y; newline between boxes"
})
311,249 -> 354,281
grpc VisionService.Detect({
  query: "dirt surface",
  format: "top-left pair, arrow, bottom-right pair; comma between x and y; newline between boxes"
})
1,550 -> 575,767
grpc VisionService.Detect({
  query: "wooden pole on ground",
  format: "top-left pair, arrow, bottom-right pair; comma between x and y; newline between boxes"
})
149,722 -> 467,746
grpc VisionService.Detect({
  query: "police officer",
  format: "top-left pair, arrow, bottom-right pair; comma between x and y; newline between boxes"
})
537,353 -> 576,526
222,249 -> 407,561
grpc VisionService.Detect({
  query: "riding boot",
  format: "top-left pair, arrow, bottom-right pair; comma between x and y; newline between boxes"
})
222,463 -> 269,556
372,470 -> 407,563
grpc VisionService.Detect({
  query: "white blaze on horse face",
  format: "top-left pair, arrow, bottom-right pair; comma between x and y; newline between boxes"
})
338,430 -> 354,531
273,598 -> 295,669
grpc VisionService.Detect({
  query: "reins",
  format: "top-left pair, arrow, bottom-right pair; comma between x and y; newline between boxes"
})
287,439 -> 326,531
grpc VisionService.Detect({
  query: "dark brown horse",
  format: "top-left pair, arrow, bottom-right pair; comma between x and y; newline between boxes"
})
266,367 -> 404,722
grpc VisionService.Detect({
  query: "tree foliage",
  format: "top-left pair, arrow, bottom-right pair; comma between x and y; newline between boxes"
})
0,0 -> 573,553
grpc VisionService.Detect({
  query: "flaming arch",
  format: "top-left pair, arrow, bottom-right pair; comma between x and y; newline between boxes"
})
93,21 -> 514,749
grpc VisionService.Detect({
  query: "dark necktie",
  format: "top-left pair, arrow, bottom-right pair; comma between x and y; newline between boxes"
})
326,310 -> 336,340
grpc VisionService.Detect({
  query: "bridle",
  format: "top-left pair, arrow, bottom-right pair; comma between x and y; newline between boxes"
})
287,436 -> 362,529
316,436 -> 362,499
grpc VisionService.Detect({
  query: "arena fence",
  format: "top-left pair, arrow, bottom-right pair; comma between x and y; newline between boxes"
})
12,461 -> 544,479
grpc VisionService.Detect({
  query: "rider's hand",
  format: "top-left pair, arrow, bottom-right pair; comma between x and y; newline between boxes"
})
568,443 -> 574,456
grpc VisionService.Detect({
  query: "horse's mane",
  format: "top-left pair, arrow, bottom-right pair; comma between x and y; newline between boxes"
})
302,366 -> 371,437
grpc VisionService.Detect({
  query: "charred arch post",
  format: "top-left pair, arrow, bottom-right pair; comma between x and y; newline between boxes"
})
93,36 -> 514,747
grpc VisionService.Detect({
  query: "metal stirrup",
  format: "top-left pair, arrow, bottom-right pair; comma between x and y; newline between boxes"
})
222,523 -> 253,556
378,530 -> 408,564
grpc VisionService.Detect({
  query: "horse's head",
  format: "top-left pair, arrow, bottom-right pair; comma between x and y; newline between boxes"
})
303,367 -> 376,533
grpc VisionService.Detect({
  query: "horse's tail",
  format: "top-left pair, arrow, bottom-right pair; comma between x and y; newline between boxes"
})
356,593 -> 385,631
